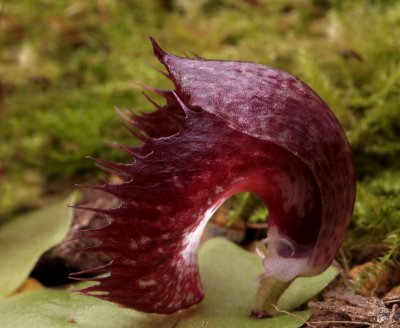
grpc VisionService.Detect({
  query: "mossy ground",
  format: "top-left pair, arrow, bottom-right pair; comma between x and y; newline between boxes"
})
0,0 -> 399,264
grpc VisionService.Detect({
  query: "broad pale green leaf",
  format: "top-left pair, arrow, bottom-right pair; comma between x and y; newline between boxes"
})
0,193 -> 79,297
278,266 -> 339,311
0,288 -> 177,328
0,238 -> 338,328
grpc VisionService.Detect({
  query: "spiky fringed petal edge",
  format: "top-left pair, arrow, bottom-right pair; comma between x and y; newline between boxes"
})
71,39 -> 356,314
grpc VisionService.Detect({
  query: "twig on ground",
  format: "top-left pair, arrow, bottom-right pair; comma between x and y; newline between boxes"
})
389,304 -> 398,324
309,320 -> 373,326
383,296 -> 400,305
270,304 -> 317,328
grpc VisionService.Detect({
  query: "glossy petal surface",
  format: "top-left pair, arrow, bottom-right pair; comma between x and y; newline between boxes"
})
74,40 -> 356,314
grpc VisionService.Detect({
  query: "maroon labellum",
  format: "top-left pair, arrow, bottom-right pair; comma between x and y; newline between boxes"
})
72,39 -> 356,316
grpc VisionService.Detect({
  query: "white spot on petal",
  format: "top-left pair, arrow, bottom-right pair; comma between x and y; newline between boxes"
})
130,239 -> 138,250
140,236 -> 151,245
138,279 -> 157,288
186,292 -> 194,302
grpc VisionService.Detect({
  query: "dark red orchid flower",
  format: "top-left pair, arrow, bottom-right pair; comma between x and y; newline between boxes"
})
71,39 -> 356,316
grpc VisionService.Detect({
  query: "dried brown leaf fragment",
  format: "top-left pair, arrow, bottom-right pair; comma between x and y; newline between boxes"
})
309,288 -> 400,327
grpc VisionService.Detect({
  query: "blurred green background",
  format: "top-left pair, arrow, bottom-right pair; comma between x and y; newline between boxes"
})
0,0 -> 399,261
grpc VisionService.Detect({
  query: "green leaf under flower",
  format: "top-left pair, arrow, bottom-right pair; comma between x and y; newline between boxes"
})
0,237 -> 338,328
0,192 -> 79,297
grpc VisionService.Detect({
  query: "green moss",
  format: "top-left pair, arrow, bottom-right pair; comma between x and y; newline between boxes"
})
227,192 -> 268,225
344,176 -> 400,265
